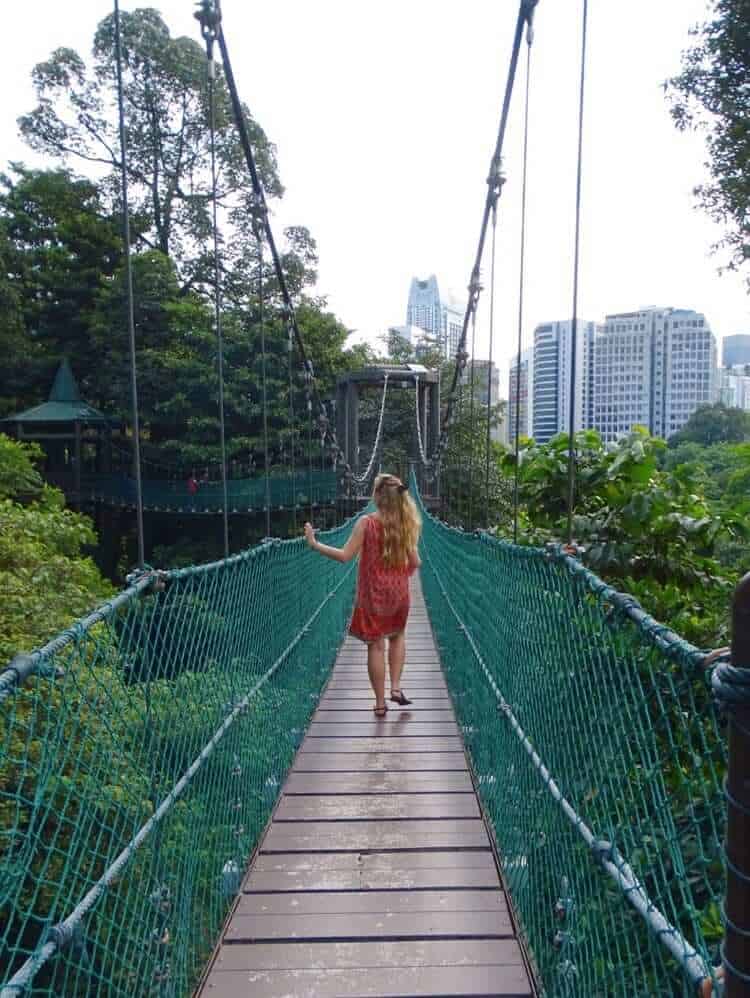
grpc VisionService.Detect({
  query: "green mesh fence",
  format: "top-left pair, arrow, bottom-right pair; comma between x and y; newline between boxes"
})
76,470 -> 338,512
417,495 -> 725,997
0,515 -> 358,997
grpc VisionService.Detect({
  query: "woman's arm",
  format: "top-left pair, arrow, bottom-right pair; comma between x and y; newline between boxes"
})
304,517 -> 366,563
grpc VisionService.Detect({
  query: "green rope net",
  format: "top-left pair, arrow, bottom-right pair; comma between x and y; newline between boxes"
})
417,493 -> 725,996
0,517 -> 357,997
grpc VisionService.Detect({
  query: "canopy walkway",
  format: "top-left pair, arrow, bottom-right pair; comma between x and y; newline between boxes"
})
1,484 -> 746,997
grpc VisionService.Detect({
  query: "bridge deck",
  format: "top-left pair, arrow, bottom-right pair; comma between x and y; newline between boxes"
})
198,579 -> 534,997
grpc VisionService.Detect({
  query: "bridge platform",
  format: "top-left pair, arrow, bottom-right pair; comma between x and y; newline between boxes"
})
197,579 -> 534,997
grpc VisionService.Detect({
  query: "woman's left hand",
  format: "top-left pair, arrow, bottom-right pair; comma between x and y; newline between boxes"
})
304,522 -> 316,549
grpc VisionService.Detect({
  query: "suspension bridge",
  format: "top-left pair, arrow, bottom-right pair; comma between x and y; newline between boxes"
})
1,1 -> 749,996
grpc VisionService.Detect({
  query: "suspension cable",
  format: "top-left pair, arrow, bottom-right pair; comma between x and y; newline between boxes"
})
195,2 -> 355,489
288,328 -> 297,531
566,0 -> 589,545
113,0 -> 145,568
513,18 -> 534,544
206,46 -> 230,556
352,375 -> 390,487
484,204 -> 498,527
467,310 -> 478,530
253,208 -> 271,538
438,0 -> 539,466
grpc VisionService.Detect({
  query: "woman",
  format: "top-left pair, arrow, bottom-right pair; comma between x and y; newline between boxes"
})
304,473 -> 422,716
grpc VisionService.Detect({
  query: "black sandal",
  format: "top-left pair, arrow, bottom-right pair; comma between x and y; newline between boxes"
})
390,689 -> 412,706
373,704 -> 388,717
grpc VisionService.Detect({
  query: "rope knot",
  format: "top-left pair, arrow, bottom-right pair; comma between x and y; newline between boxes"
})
711,659 -> 750,713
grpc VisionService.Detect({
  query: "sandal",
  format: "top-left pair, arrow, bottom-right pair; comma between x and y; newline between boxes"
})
390,689 -> 412,706
373,704 -> 388,717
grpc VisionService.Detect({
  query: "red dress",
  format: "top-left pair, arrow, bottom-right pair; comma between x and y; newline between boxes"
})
349,515 -> 414,643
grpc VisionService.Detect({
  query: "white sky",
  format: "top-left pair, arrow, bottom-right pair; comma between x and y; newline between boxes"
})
3,0 -> 748,395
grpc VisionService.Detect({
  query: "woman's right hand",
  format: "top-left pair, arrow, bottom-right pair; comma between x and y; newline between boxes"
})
304,522 -> 316,549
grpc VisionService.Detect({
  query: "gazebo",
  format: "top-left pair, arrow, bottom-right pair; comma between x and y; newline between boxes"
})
1,359 -> 119,498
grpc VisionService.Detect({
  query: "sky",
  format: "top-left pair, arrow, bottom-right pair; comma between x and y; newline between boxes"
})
2,0 -> 748,396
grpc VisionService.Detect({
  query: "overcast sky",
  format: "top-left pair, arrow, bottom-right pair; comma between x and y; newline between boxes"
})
3,0 -> 748,393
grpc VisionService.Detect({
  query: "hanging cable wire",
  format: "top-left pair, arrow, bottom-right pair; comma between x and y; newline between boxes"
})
287,328 -> 297,531
113,0 -> 145,568
253,206 -> 271,538
566,0 -> 589,545
352,375 -> 390,487
438,0 -> 539,466
513,17 -> 534,544
484,204 -> 499,527
205,41 -> 230,556
305,370 -> 314,523
467,310 -> 478,530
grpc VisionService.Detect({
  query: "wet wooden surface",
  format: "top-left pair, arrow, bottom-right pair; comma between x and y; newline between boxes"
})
198,578 -> 534,997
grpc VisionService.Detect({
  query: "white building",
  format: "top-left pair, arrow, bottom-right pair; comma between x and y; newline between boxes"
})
532,320 -> 598,444
593,307 -> 717,441
406,275 -> 466,360
719,365 -> 750,411
508,347 -> 533,441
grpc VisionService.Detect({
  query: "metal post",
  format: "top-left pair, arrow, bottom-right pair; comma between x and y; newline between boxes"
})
725,573 -> 750,997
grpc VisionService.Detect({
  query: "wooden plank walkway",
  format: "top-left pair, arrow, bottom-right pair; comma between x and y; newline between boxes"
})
198,578 -> 534,997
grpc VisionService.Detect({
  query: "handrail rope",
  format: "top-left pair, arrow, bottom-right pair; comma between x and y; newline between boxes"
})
194,2 -> 355,487
113,0 -> 145,568
413,481 -> 711,988
565,0 -> 589,545
352,374 -> 390,486
513,23 -> 533,544
0,557 -> 357,998
206,48 -> 230,557
437,0 -> 538,466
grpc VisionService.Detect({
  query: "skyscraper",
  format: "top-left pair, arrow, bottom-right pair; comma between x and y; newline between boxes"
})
532,320 -> 597,444
508,348 -> 533,441
723,334 -> 750,368
593,308 -> 717,441
406,275 -> 466,360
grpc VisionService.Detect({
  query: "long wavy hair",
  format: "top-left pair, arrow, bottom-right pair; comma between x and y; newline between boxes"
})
372,473 -> 422,568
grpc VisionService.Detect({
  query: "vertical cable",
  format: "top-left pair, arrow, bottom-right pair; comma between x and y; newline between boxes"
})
514,25 -> 533,544
484,206 -> 498,527
288,328 -> 297,531
208,60 -> 230,557
467,311 -> 478,530
566,0 -> 589,545
113,0 -> 145,568
307,387 -> 314,525
256,217 -> 271,538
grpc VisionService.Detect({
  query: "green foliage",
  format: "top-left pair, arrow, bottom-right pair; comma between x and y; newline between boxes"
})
668,401 -> 750,446
0,435 -> 113,663
667,0 -> 750,285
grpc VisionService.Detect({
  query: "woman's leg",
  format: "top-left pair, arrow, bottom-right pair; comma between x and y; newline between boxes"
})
367,637 -> 386,710
388,631 -> 405,694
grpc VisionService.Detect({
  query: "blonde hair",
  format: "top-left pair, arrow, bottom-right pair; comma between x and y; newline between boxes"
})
372,473 -> 422,568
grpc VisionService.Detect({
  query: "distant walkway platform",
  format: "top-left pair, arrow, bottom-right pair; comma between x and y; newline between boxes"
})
197,579 -> 534,997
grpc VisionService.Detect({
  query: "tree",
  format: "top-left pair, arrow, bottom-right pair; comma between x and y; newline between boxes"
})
18,8 -> 282,297
667,0 -> 750,284
668,401 -> 750,446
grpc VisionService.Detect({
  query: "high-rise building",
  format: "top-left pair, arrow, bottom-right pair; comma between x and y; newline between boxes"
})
406,275 -> 466,360
532,320 -> 597,444
719,365 -> 750,411
723,334 -> 750,368
508,348 -> 533,441
593,307 -> 717,441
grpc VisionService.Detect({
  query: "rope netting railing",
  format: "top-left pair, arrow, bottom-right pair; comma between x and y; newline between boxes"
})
0,514 -> 359,996
72,469 -> 337,513
414,484 -> 725,996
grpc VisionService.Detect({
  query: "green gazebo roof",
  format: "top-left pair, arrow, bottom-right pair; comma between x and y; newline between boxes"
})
2,360 -> 116,425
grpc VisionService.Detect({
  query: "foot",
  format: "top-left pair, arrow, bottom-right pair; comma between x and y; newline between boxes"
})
373,704 -> 388,718
390,689 -> 412,705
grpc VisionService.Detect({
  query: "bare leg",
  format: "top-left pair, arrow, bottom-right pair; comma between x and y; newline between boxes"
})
388,631 -> 406,696
367,638 -> 386,712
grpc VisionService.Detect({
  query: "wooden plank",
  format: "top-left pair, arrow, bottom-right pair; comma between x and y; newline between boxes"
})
306,722 -> 459,738
260,818 -> 491,853
201,963 -> 532,996
235,889 -> 507,916
317,696 -> 451,707
291,752 -> 468,773
275,793 -> 479,821
224,909 -> 513,943
208,937 -> 521,970
283,771 -> 474,794
298,737 -> 464,753
313,710 -> 454,722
